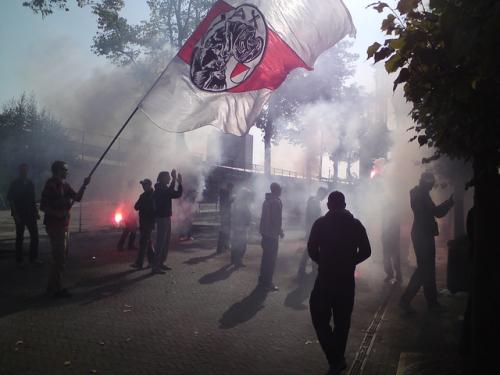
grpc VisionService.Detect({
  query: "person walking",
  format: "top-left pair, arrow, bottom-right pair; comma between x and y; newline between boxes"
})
152,169 -> 182,274
7,163 -> 41,268
258,182 -> 284,291
40,161 -> 90,298
308,191 -> 371,374
131,179 -> 155,269
298,187 -> 328,279
381,196 -> 402,283
399,172 -> 454,312
230,188 -> 253,268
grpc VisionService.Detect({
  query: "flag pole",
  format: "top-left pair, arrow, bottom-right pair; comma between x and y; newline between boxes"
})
86,66 -> 169,178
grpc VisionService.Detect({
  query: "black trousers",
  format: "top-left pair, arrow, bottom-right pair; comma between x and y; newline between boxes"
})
15,216 -> 39,262
310,281 -> 355,367
259,236 -> 279,286
401,230 -> 438,306
118,228 -> 136,250
135,227 -> 154,267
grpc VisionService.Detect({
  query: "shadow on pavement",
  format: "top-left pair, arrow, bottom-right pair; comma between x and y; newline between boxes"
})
74,269 -> 136,288
219,286 -> 269,329
184,251 -> 218,265
284,272 -> 315,311
199,264 -> 237,284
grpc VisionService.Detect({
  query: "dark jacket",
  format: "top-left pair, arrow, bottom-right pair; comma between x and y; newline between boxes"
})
134,190 -> 155,229
410,185 -> 453,236
153,181 -> 182,218
259,193 -> 283,239
7,177 -> 38,219
308,209 -> 371,288
40,177 -> 78,229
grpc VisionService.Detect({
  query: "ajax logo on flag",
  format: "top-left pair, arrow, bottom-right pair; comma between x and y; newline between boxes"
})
190,5 -> 267,92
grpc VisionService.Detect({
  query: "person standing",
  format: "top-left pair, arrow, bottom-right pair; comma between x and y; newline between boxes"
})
298,187 -> 328,279
40,161 -> 90,298
399,172 -> 454,313
230,188 -> 253,268
381,196 -> 402,283
258,182 -> 284,291
152,169 -> 182,274
130,179 -> 155,269
117,209 -> 137,251
308,191 -> 371,374
216,182 -> 234,254
7,163 -> 41,268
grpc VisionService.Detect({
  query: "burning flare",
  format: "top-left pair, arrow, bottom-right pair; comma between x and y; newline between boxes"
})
114,212 -> 123,225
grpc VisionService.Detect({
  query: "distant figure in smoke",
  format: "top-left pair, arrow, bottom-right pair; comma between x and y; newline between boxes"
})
258,183 -> 284,292
381,197 -> 402,283
308,191 -> 371,374
7,163 -> 41,268
298,187 -> 328,279
130,179 -> 155,269
40,161 -> 90,298
230,188 -> 253,268
152,169 -> 183,274
399,172 -> 454,313
216,182 -> 234,254
178,190 -> 196,241
117,210 -> 137,251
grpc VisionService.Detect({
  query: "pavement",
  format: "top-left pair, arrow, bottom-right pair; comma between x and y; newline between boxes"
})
0,224 -> 469,375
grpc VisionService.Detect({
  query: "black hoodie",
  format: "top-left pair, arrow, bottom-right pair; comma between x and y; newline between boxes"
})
308,209 -> 371,288
153,181 -> 183,218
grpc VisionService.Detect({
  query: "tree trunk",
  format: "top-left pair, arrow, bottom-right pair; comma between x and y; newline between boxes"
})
471,155 -> 500,372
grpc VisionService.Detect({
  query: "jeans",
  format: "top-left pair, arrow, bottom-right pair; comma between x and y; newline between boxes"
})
259,236 -> 279,286
310,280 -> 355,366
153,217 -> 171,270
15,216 -> 39,262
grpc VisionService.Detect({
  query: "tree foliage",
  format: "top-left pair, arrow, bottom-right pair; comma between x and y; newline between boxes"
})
367,0 -> 500,163
0,94 -> 76,202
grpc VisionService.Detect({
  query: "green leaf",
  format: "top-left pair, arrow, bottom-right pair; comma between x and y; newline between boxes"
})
367,42 -> 381,59
393,67 -> 410,90
385,53 -> 403,73
396,0 -> 419,14
381,14 -> 396,32
388,37 -> 406,50
374,47 -> 394,63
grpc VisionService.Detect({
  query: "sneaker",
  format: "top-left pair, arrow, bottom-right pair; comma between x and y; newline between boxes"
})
399,299 -> 416,314
130,263 -> 142,270
53,289 -> 72,299
160,264 -> 172,271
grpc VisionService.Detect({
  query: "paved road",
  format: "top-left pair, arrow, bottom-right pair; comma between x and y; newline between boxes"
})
0,227 -> 465,375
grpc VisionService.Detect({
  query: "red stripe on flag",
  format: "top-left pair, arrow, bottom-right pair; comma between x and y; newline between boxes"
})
229,29 -> 310,93
178,0 -> 233,64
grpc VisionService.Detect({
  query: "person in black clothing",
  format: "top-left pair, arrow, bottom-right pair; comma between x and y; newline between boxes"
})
117,211 -> 137,251
381,196 -> 402,283
217,182 -> 234,254
399,172 -> 454,313
131,179 -> 155,269
7,163 -> 41,267
152,169 -> 182,274
308,191 -> 371,375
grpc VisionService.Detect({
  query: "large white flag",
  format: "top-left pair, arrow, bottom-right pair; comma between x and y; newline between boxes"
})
139,0 -> 355,135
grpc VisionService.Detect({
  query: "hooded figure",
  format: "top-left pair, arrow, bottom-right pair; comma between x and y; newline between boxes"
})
308,191 -> 371,374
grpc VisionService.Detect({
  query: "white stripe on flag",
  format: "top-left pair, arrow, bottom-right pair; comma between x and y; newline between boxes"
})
139,57 -> 272,135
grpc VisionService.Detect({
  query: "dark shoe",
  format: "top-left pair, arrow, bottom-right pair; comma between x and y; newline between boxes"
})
399,299 -> 416,314
329,358 -> 347,374
130,263 -> 143,270
53,289 -> 72,299
160,264 -> 172,271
